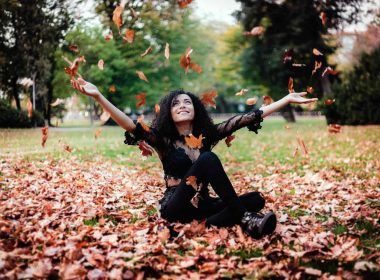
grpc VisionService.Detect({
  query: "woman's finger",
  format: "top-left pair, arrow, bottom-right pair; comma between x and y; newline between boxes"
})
300,92 -> 308,96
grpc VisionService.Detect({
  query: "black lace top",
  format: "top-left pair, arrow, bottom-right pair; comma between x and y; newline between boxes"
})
124,109 -> 264,188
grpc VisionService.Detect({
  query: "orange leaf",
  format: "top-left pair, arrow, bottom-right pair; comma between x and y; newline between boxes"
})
263,95 -> 274,105
98,59 -> 104,70
246,97 -> 257,105
307,86 -> 314,94
324,99 -> 335,105
123,29 -> 135,44
154,104 -> 160,114
135,92 -> 146,108
27,98 -> 33,118
136,71 -> 149,83
179,47 -> 201,74
313,48 -> 323,56
235,89 -> 248,96
94,128 -> 102,139
137,115 -> 150,132
63,144 -> 72,153
186,175 -> 198,190
177,0 -> 193,9
312,61 -> 322,76
69,45 -> 79,53
200,90 -> 217,108
296,135 -> 308,156
328,124 -> 341,133
140,46 -> 153,57
190,63 -> 203,73
63,55 -> 85,79
109,85 -> 116,93
112,5 -> 123,32
164,43 -> 170,59
100,110 -> 111,123
288,77 -> 295,93
185,134 -> 204,149
225,135 -> 235,147
41,126 -> 48,147
320,12 -> 327,26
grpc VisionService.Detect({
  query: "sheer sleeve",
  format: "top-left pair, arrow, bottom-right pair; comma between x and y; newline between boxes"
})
124,120 -> 164,150
214,108 -> 264,140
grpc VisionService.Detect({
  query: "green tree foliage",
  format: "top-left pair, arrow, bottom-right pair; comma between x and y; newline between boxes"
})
0,0 -> 72,118
325,47 -> 380,125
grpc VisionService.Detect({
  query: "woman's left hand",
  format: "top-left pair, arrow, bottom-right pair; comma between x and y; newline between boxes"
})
286,92 -> 318,104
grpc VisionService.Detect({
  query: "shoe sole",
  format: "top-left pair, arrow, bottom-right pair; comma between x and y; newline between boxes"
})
259,212 -> 277,236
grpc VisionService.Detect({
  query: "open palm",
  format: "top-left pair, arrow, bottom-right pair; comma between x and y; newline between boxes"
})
71,78 -> 100,98
287,92 -> 318,104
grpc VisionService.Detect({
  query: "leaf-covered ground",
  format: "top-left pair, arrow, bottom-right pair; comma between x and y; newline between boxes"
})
0,121 -> 379,279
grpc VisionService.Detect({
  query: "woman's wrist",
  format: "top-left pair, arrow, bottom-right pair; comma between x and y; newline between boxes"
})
94,92 -> 103,101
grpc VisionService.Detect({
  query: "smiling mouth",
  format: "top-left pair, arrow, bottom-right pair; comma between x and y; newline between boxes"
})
178,111 -> 189,114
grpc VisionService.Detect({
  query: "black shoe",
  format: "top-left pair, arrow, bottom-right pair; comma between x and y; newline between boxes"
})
240,211 -> 277,239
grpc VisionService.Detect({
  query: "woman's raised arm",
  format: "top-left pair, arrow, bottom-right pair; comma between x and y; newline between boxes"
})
260,92 -> 318,118
71,78 -> 136,132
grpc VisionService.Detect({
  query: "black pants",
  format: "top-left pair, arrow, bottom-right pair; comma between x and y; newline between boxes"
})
159,151 -> 265,227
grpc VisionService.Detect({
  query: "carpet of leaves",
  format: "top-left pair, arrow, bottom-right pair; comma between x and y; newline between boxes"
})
0,156 -> 379,279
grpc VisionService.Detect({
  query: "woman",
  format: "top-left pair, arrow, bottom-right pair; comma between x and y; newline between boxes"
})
71,78 -> 317,239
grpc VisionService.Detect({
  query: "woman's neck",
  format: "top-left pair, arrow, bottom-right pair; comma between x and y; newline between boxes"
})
175,121 -> 193,136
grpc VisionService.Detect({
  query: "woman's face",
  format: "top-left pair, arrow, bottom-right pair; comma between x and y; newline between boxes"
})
170,94 -> 195,124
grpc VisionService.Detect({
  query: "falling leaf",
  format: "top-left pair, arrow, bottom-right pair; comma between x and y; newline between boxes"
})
104,31 -> 113,41
313,48 -> 323,56
307,86 -> 314,94
263,95 -> 274,105
288,77 -> 295,93
328,124 -> 341,133
135,93 -> 146,108
94,128 -> 102,139
320,12 -> 327,26
322,67 -> 339,77
164,43 -> 170,59
100,110 -> 111,123
154,104 -> 160,114
235,89 -> 248,96
140,46 -> 153,57
246,97 -> 257,105
324,99 -> 335,105
41,126 -> 48,147
123,29 -> 135,44
137,115 -> 150,132
109,85 -> 116,93
51,98 -> 65,107
63,55 -> 86,79
296,135 -> 308,156
136,71 -> 149,83
138,141 -> 153,157
98,59 -> 104,70
27,98 -> 33,118
63,144 -> 72,153
243,26 -> 265,36
179,47 -> 202,74
69,45 -> 79,53
177,0 -> 193,8
225,135 -> 235,147
312,61 -> 322,76
283,49 -> 293,64
185,134 -> 205,149
186,175 -> 198,190
112,5 -> 123,33
200,90 -> 218,108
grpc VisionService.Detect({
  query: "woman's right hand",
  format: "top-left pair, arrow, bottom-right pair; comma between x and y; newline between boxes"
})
71,78 -> 101,99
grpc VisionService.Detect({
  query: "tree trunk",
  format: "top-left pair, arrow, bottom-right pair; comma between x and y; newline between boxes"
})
11,77 -> 21,110
281,103 -> 296,122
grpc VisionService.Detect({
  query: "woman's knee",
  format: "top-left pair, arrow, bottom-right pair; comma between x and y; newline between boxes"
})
197,151 -> 221,166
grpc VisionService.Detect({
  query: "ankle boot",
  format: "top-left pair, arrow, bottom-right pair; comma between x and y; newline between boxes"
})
240,211 -> 277,239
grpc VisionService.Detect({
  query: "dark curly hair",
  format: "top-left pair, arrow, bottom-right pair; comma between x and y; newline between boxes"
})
151,89 -> 219,147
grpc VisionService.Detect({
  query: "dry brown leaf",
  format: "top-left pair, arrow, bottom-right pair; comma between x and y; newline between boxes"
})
185,134 -> 205,149
136,71 -> 149,83
288,77 -> 295,93
137,115 -> 150,132
263,95 -> 274,105
112,5 -> 123,33
98,59 -> 104,70
164,43 -> 170,60
154,104 -> 160,114
235,89 -> 248,96
41,126 -> 48,147
200,90 -> 217,108
94,128 -> 102,139
109,85 -> 116,93
135,92 -> 146,108
140,46 -> 153,57
246,97 -> 257,105
123,29 -> 135,44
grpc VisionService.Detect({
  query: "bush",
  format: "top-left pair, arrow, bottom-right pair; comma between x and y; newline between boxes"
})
325,47 -> 380,125
0,100 -> 45,128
